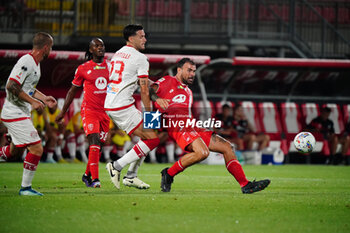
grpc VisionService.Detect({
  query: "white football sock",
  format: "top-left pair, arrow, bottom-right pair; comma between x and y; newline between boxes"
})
55,146 -> 63,160
126,156 -> 146,178
149,148 -> 157,163
166,142 -> 175,163
113,140 -> 150,170
21,169 -> 35,187
46,151 -> 54,161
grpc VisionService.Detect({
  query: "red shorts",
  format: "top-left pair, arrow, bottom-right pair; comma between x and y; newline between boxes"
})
81,109 -> 110,143
168,127 -> 213,151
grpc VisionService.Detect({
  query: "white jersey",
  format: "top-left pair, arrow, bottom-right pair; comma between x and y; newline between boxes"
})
104,45 -> 149,110
1,54 -> 41,120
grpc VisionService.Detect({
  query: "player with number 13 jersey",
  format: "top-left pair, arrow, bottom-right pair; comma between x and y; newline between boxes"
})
105,45 -> 148,111
105,25 -> 171,191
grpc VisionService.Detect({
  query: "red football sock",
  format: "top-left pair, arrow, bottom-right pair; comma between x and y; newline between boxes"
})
88,145 -> 100,180
131,138 -> 160,158
141,138 -> 160,152
84,163 -> 90,176
0,145 -> 11,160
23,152 -> 41,171
226,159 -> 249,187
167,160 -> 184,177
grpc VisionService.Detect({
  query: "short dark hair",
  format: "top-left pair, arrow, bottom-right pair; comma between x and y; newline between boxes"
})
177,58 -> 195,69
233,104 -> 242,112
33,32 -> 52,49
321,107 -> 331,113
123,24 -> 144,41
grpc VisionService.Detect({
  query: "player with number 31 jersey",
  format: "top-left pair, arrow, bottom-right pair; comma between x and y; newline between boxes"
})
56,38 -> 110,188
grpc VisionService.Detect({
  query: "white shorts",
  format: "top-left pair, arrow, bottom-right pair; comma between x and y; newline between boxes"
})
106,105 -> 143,135
2,118 -> 41,147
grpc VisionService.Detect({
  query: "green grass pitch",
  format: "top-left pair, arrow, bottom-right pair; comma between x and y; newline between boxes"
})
0,162 -> 349,233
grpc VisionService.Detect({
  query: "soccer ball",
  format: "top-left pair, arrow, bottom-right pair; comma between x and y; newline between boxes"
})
293,132 -> 316,153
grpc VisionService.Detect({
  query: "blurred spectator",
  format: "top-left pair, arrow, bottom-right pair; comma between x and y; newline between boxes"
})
307,106 -> 348,165
232,104 -> 270,151
102,120 -> 117,163
32,108 -> 57,163
340,121 -> 350,165
214,104 -> 239,145
46,105 -> 67,163
111,125 -> 133,159
64,111 -> 88,163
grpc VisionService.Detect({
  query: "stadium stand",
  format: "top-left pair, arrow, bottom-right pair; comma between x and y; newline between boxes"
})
300,103 -> 329,155
280,102 -> 303,153
258,102 -> 288,154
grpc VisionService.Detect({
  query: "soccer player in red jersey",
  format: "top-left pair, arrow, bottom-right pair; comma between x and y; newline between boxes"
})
150,58 -> 271,193
0,32 -> 56,196
56,38 -> 110,188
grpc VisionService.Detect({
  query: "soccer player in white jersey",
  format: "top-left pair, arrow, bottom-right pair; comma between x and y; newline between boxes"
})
105,24 -> 169,189
0,32 -> 56,196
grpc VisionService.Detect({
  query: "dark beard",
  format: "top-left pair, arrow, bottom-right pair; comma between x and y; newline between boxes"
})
43,53 -> 49,60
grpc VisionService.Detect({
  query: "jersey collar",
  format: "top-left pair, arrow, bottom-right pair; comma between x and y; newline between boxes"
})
174,76 -> 187,87
28,53 -> 39,66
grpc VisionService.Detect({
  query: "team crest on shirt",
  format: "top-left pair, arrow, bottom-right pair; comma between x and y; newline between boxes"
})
172,94 -> 186,103
95,77 -> 107,90
88,124 -> 94,131
30,131 -> 38,138
94,65 -> 106,70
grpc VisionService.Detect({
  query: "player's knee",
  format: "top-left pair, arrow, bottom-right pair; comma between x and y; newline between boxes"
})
194,147 -> 210,161
203,147 -> 210,158
229,143 -> 236,153
28,144 -> 44,156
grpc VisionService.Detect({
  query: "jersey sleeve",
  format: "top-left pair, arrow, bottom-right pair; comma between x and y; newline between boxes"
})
154,77 -> 168,96
72,66 -> 84,87
136,55 -> 149,78
8,55 -> 33,86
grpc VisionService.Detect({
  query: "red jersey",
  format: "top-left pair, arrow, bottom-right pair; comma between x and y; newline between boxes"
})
154,75 -> 212,150
154,75 -> 193,118
72,59 -> 109,112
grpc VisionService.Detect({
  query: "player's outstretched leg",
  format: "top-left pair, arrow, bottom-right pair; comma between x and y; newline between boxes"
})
106,162 -> 121,189
209,134 -> 271,194
160,167 -> 174,192
241,179 -> 271,194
